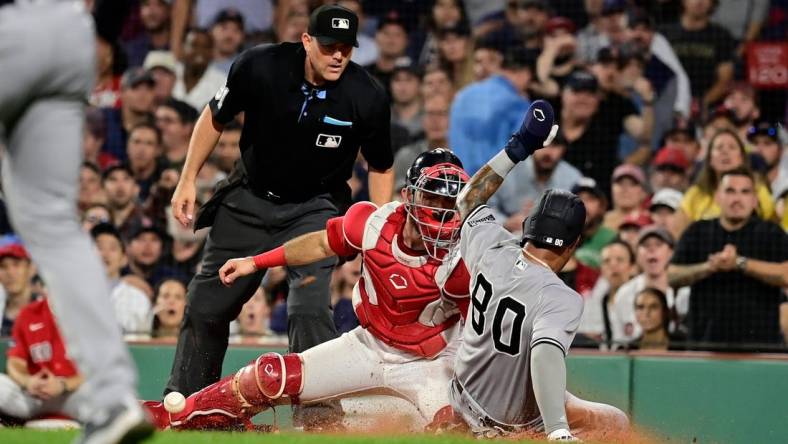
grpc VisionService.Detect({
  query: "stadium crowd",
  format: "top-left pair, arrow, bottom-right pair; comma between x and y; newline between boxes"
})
0,0 -> 787,353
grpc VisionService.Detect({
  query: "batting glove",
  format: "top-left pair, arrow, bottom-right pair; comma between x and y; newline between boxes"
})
547,428 -> 580,441
503,99 -> 560,163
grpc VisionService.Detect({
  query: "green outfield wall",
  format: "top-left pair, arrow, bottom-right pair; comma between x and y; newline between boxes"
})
1,341 -> 785,443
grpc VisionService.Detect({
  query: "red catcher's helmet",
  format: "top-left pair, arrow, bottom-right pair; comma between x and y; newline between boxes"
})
405,162 -> 469,260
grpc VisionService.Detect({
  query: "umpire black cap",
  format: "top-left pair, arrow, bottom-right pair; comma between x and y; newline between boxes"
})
522,189 -> 586,249
309,5 -> 359,47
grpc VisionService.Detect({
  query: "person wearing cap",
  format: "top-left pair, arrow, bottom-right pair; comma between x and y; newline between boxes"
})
611,226 -> 690,346
575,0 -> 624,64
125,225 -> 186,290
101,67 -> 157,163
659,0 -> 735,110
572,178 -> 618,269
338,0 -> 379,67
210,8 -> 245,75
0,240 -> 38,337
723,83 -> 760,141
166,5 -> 393,424
649,187 -> 685,239
144,50 -> 178,106
603,164 -> 650,231
650,146 -> 691,192
669,167 -> 788,348
489,132 -> 583,231
364,12 -> 410,97
617,212 -> 653,255
172,29 -> 227,111
449,46 -> 536,174
124,0 -> 172,68
390,62 -> 424,139
747,121 -> 787,197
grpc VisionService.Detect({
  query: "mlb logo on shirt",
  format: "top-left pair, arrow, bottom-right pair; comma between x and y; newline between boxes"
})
316,133 -> 342,148
332,18 -> 350,29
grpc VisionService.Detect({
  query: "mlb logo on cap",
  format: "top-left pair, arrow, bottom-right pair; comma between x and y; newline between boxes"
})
332,18 -> 350,29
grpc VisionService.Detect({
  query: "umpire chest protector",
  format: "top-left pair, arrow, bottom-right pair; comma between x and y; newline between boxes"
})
208,42 -> 392,203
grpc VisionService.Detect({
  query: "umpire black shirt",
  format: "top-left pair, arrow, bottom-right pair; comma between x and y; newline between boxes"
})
209,42 -> 393,204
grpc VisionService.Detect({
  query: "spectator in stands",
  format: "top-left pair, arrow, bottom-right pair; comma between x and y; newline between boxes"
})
331,255 -> 361,334
392,94 -> 451,191
338,0 -> 378,67
235,287 -> 273,338
449,47 -> 535,174
125,226 -> 184,289
411,0 -> 468,66
660,0 -> 735,111
151,278 -> 187,339
124,0 -> 171,68
190,0 -> 273,39
143,51 -> 178,106
0,297 -> 82,421
559,70 -> 619,195
490,132 -> 582,232
590,47 -> 655,164
90,224 -> 152,336
612,226 -> 688,345
576,0 -> 624,64
212,119 -> 242,174
102,67 -> 156,162
629,11 -> 692,123
711,0 -> 770,55
678,129 -> 775,232
172,29 -> 226,111
436,22 -> 475,90
534,24 -> 580,98
78,163 -> 107,212
81,204 -> 112,233
210,9 -> 245,75
669,167 -> 788,347
421,64 -> 455,100
604,164 -> 650,230
471,35 -> 504,81
723,83 -> 761,142
365,13 -> 410,97
91,37 -> 124,109
274,9 -> 309,44
390,63 -> 424,140
663,125 -> 703,175
630,287 -> 682,350
573,178 -> 617,269
578,240 -> 638,349
163,203 -> 207,279
154,98 -> 198,171
649,188 -> 685,240
496,0 -> 549,50
0,241 -> 38,337
747,121 -> 786,196
126,123 -> 164,201
650,146 -> 692,192
83,108 -> 116,170
102,165 -> 150,241
617,212 -> 653,255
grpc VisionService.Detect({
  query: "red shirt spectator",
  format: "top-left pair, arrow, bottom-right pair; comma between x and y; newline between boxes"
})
8,299 -> 78,378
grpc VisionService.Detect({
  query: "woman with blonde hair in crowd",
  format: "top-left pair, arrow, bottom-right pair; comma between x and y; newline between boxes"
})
676,128 -> 775,234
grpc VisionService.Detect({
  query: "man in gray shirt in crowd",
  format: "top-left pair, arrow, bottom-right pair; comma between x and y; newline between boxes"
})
450,99 -> 629,441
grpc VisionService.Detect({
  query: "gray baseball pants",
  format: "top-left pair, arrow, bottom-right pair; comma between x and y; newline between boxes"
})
0,1 -> 138,419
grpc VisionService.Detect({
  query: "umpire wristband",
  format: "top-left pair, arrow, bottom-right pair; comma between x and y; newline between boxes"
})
488,150 -> 517,177
253,246 -> 287,270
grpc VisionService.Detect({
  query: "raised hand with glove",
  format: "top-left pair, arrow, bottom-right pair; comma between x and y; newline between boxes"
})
489,99 -> 560,177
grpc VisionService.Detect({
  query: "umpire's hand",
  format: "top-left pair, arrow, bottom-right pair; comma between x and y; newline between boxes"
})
171,179 -> 197,227
219,257 -> 257,286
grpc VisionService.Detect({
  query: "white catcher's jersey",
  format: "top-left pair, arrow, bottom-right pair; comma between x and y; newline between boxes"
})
452,206 -> 584,427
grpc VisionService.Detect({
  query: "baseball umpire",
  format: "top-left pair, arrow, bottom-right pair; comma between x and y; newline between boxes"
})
450,100 -> 629,441
166,4 -> 393,426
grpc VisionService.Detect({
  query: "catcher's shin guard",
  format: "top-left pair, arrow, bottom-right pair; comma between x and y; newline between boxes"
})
146,353 -> 304,430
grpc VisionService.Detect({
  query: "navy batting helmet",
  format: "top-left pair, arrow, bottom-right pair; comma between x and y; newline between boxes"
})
522,189 -> 586,248
406,148 -> 463,186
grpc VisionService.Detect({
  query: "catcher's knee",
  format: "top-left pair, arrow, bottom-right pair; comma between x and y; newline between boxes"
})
235,353 -> 304,406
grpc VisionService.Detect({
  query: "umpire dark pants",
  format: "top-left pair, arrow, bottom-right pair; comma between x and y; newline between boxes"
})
164,182 -> 342,423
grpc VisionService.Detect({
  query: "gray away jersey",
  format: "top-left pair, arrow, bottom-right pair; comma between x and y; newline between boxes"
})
453,206 -> 584,426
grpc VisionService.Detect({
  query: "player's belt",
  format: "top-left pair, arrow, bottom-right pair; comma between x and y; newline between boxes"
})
452,379 -> 538,435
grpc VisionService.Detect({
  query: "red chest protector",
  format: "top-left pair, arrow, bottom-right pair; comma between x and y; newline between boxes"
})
328,202 -> 470,358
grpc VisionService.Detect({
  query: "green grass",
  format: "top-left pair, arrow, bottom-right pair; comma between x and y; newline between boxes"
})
0,429 -> 544,444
